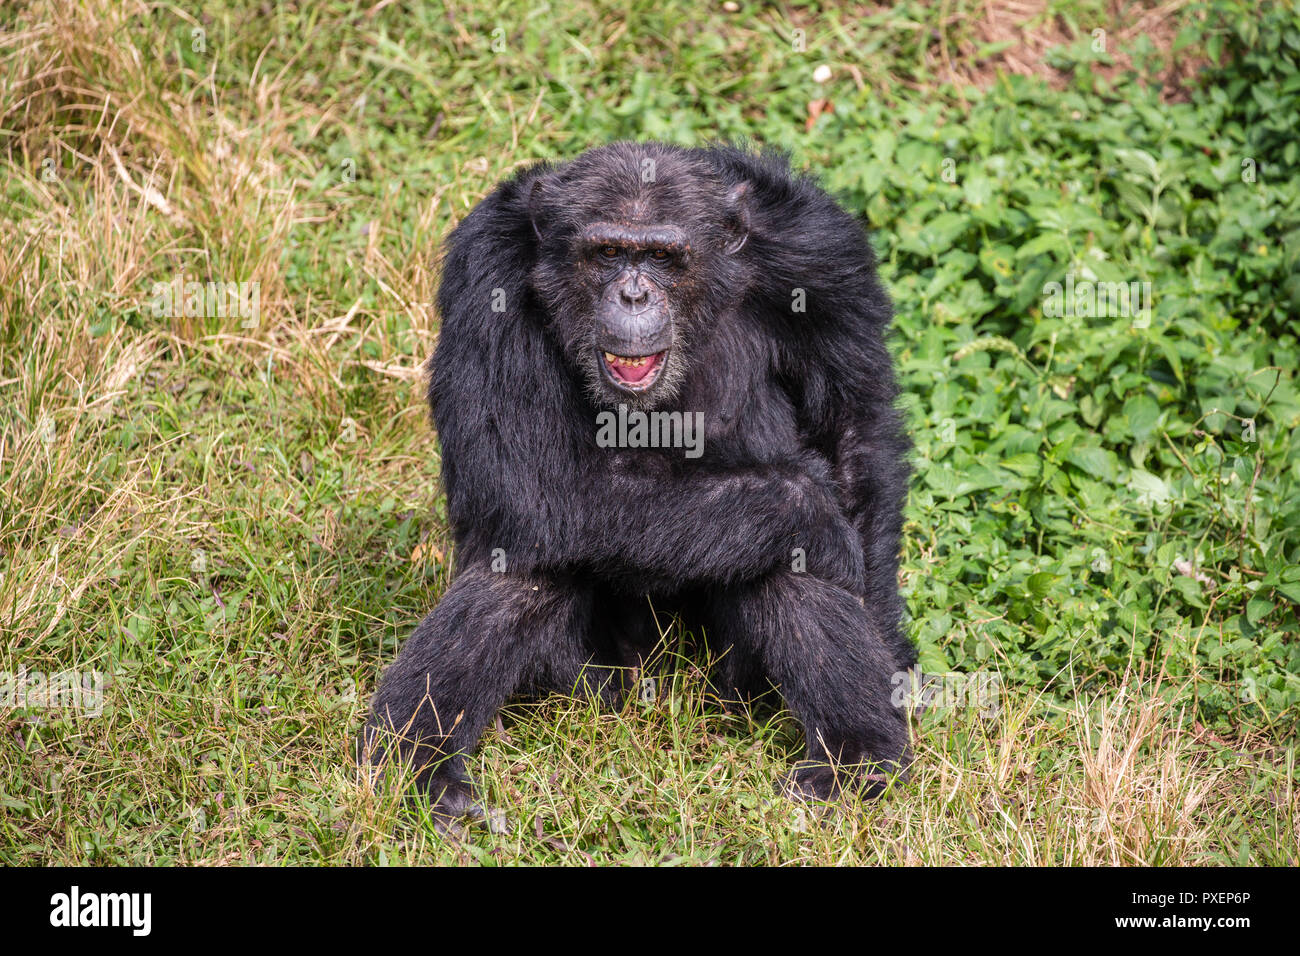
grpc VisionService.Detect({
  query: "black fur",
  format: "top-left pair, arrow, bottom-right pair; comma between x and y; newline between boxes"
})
365,142 -> 914,815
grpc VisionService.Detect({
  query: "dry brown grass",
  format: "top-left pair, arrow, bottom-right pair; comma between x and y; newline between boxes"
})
830,0 -> 1209,100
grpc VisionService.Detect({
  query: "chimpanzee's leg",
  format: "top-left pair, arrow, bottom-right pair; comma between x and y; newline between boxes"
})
365,564 -> 608,817
706,570 -> 912,800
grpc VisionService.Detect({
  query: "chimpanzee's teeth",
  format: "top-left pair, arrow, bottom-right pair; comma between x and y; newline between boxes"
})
603,352 -> 650,367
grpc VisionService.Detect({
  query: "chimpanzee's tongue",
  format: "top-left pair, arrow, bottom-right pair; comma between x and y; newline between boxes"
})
607,352 -> 661,384
615,357 -> 655,383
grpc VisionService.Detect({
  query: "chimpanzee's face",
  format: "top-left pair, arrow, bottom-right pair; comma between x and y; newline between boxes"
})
579,219 -> 687,398
528,144 -> 750,409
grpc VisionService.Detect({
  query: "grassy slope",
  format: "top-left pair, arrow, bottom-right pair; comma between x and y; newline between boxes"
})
0,0 -> 1296,864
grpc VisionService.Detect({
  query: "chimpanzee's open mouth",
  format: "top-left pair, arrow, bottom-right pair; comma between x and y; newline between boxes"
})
600,350 -> 667,391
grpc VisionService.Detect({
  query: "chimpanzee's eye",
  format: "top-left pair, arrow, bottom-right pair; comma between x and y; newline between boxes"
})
650,248 -> 671,262
599,245 -> 619,259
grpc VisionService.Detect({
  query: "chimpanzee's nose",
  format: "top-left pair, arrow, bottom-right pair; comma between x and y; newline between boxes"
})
620,285 -> 649,308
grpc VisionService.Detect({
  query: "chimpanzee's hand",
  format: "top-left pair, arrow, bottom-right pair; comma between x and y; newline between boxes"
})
781,471 -> 865,594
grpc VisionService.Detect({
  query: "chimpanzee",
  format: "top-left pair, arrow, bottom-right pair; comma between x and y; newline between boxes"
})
365,142 -> 914,820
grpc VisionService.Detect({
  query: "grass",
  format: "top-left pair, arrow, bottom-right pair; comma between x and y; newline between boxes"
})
0,0 -> 1297,865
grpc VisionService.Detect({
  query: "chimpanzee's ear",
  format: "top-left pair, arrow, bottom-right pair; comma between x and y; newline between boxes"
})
723,181 -> 751,254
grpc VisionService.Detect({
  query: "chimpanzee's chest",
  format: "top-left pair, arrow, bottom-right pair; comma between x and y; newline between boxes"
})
670,313 -> 804,466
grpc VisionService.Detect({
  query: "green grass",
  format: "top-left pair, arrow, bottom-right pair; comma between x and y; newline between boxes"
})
0,0 -> 1297,864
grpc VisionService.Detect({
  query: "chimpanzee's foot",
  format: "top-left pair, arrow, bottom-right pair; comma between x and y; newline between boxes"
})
781,759 -> 897,804
417,770 -> 512,835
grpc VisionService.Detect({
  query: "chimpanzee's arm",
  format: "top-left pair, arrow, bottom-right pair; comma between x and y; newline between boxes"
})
706,146 -> 913,654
